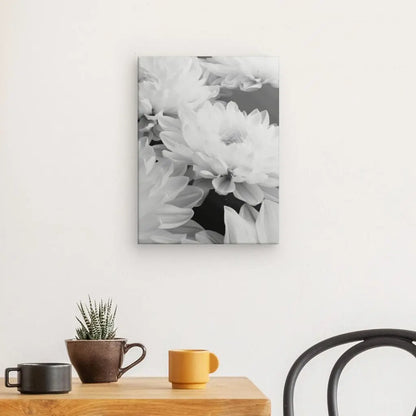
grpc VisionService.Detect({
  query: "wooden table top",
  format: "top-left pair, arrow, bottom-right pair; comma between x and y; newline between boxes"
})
0,377 -> 271,416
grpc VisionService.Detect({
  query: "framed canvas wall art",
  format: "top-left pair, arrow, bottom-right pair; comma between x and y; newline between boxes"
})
138,56 -> 279,244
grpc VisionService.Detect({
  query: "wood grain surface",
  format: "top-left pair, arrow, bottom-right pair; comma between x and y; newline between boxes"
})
0,377 -> 271,416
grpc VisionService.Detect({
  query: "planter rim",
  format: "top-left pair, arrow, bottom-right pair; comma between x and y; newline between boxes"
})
18,363 -> 71,367
65,338 -> 127,343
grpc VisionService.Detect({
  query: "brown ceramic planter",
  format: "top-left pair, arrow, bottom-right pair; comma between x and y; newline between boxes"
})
65,338 -> 146,383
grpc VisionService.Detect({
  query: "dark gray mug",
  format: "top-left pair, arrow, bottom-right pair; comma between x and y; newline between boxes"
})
5,363 -> 72,394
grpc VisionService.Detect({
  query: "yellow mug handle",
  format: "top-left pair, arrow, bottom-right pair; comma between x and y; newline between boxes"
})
209,353 -> 219,373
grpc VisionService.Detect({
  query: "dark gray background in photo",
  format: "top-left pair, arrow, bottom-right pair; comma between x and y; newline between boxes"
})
221,84 -> 279,124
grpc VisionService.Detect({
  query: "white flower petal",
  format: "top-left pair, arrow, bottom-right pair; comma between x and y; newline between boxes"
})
224,206 -> 258,244
255,200 -> 279,243
260,174 -> 279,187
162,150 -> 191,164
192,178 -> 213,206
163,177 -> 189,201
260,110 -> 270,125
247,109 -> 263,124
170,161 -> 188,177
195,230 -> 224,244
191,152 -> 213,172
212,176 -> 236,195
172,220 -> 203,236
160,131 -> 188,152
261,186 -> 279,202
234,183 -> 264,205
138,98 -> 152,118
139,139 -> 157,174
158,114 -> 181,130
150,230 -> 186,244
206,157 -> 228,176
172,186 -> 204,208
239,204 -> 259,224
157,204 -> 194,229
196,169 -> 216,179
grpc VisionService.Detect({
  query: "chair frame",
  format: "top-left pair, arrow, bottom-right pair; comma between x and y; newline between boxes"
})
283,329 -> 416,416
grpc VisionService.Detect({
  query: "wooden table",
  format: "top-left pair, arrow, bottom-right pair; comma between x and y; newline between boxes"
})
0,377 -> 271,416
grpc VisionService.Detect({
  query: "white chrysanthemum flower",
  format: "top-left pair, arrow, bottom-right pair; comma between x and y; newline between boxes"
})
159,101 -> 278,206
202,57 -> 279,91
138,57 -> 219,118
224,200 -> 279,244
138,138 -> 204,243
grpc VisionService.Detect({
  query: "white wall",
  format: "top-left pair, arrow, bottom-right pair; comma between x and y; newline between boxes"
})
1,0 -> 416,414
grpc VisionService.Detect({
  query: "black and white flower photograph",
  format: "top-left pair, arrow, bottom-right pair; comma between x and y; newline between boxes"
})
138,57 -> 279,244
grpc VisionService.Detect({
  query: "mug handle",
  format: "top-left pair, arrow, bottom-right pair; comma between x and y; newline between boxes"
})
5,367 -> 21,388
118,343 -> 147,379
209,353 -> 219,373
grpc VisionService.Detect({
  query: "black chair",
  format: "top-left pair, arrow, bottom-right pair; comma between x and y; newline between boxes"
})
283,329 -> 416,416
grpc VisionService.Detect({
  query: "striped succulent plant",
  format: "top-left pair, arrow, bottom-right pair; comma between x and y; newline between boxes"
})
75,297 -> 117,340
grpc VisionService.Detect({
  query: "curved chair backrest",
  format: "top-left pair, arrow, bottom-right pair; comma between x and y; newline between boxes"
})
283,329 -> 416,416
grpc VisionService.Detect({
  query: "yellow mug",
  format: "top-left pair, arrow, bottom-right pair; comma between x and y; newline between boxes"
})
168,349 -> 219,389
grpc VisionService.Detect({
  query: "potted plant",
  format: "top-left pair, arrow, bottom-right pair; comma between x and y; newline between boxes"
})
66,297 -> 146,383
